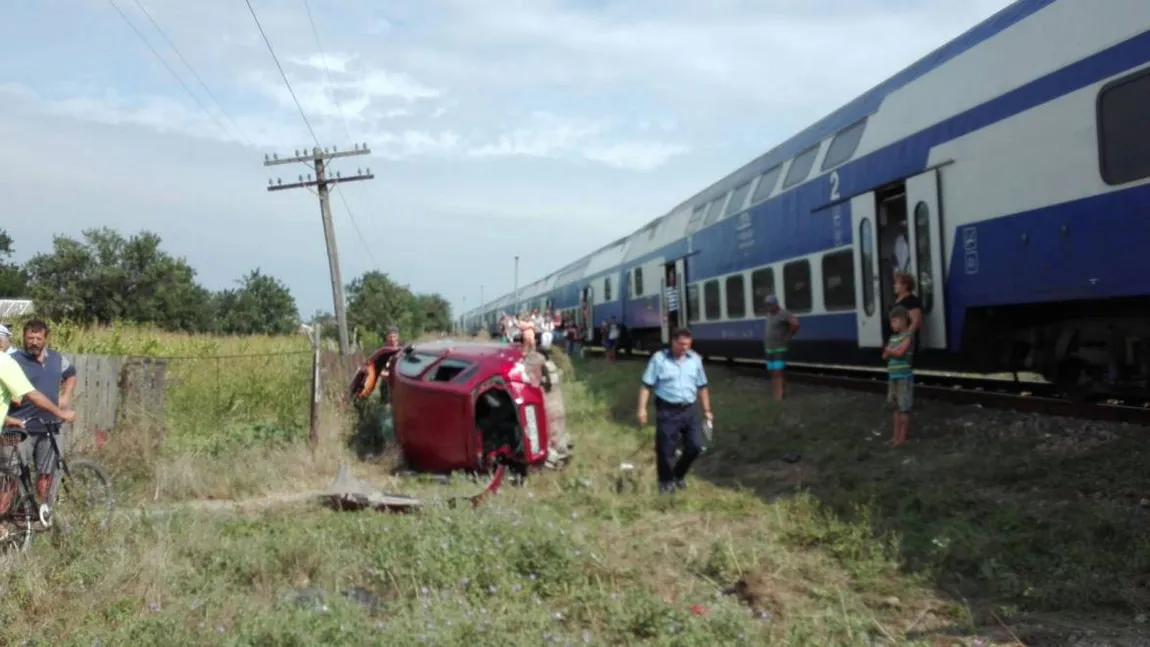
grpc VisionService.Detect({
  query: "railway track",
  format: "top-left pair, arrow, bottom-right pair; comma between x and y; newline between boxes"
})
577,347 -> 1150,426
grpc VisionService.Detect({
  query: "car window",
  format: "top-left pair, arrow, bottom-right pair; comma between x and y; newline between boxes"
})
395,352 -> 439,378
425,359 -> 474,382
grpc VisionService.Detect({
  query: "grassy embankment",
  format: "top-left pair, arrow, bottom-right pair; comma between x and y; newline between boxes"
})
2,330 -> 1146,645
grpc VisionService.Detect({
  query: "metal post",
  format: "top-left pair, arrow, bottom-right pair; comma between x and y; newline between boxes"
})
309,323 -> 322,455
514,255 -> 519,313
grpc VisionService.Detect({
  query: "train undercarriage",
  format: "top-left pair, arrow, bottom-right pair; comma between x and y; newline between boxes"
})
982,300 -> 1150,402
607,296 -> 1150,403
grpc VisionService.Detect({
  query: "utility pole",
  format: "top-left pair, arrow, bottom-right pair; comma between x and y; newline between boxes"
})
263,144 -> 375,356
513,256 -> 520,314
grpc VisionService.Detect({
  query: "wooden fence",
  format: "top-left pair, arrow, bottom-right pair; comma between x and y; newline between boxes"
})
60,350 -> 367,440
68,354 -> 167,438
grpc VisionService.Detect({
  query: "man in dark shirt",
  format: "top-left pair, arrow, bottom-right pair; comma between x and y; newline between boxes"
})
9,319 -> 77,503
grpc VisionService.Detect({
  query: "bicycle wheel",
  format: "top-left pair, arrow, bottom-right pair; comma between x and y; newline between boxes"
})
0,493 -> 35,556
52,459 -> 115,534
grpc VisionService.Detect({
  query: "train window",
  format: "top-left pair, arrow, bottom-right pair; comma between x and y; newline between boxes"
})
782,145 -> 819,189
860,218 -> 876,316
821,250 -> 856,311
724,275 -> 746,319
723,182 -> 753,219
782,260 -> 812,313
687,284 -> 701,323
1097,67 -> 1150,185
703,280 -> 722,320
702,194 -> 728,228
634,267 -> 644,297
604,276 -> 612,301
751,268 -> 776,316
821,118 -> 868,171
913,202 -> 934,313
750,166 -> 782,204
686,205 -> 707,234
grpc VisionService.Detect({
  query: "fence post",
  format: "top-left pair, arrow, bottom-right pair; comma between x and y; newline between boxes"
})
310,323 -> 322,455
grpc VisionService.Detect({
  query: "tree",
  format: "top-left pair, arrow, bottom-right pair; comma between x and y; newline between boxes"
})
214,269 -> 300,335
345,271 -> 419,338
23,227 -> 213,331
414,293 -> 453,335
0,229 -> 28,298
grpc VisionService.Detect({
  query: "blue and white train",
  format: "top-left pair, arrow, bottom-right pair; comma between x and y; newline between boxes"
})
461,0 -> 1150,398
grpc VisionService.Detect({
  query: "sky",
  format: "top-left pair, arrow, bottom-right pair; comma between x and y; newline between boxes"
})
0,0 -> 1014,320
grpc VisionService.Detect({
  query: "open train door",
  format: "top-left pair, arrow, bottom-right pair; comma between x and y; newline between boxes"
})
579,285 -> 594,342
659,258 -> 687,345
850,192 -> 884,348
904,169 -> 948,350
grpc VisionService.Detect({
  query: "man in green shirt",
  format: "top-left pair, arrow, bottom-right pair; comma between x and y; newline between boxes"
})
0,352 -> 77,518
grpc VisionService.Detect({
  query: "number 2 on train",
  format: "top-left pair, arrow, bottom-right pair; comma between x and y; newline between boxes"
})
829,170 -> 841,202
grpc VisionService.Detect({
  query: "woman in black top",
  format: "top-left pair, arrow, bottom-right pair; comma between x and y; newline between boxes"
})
892,271 -> 923,351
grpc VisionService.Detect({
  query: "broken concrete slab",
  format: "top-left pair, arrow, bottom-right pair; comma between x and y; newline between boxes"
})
319,464 -> 423,513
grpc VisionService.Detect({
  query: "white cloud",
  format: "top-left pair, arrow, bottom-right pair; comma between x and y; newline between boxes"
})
467,112 -> 687,171
0,0 -> 1014,316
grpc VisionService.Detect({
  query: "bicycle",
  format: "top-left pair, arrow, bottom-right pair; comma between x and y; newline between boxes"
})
0,417 -> 115,554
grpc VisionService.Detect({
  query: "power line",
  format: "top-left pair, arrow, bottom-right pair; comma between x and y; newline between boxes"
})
243,0 -> 320,146
249,0 -> 379,307
301,0 -> 354,144
300,0 -> 382,269
106,0 -> 233,141
128,0 -> 252,146
331,183 -> 379,269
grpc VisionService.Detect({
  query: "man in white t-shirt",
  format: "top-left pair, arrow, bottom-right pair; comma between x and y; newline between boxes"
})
0,325 -> 15,355
892,221 -> 910,274
605,316 -> 620,362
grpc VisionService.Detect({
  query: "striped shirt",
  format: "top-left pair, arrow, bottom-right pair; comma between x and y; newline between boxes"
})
886,332 -> 914,379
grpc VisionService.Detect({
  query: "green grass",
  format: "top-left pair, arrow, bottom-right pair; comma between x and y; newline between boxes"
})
36,324 -> 337,506
579,359 -> 1150,641
4,349 -> 1146,645
47,323 -> 314,452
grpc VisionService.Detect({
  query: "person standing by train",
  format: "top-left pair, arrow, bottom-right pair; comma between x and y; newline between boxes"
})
539,311 -> 555,356
604,316 -> 620,362
636,327 -> 712,494
762,295 -> 800,402
892,271 -> 922,355
506,314 -> 519,344
883,306 -> 915,447
520,311 -> 537,353
664,272 -> 680,330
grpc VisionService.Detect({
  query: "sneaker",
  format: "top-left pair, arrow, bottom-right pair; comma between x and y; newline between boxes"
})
674,479 -> 687,491
657,482 -> 676,495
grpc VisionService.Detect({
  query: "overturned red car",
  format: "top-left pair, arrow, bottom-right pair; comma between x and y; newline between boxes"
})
348,339 -> 570,485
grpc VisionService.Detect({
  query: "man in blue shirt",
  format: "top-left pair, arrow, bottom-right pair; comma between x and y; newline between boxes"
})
9,319 -> 78,504
637,327 -> 713,494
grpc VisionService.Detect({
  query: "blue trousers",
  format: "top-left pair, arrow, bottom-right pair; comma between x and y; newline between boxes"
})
654,400 -> 702,485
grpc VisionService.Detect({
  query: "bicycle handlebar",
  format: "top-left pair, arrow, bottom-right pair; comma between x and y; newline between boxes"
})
1,417 -> 64,434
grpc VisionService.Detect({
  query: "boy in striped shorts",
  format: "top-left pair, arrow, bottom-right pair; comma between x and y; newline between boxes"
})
883,306 -> 915,447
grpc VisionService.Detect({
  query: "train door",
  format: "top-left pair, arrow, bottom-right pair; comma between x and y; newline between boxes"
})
659,258 -> 686,345
579,285 -> 594,342
850,192 -> 884,348
904,170 -> 948,349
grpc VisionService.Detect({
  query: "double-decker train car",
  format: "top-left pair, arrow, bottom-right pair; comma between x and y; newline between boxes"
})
462,0 -> 1150,399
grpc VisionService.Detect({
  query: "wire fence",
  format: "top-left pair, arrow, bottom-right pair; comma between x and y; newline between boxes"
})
63,347 -> 366,449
